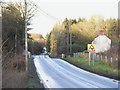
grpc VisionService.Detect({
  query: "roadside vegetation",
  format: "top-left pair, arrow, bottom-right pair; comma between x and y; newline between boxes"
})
28,33 -> 45,55
64,54 -> 119,80
2,1 -> 38,88
46,15 -> 119,80
27,57 -> 45,88
2,55 -> 27,88
2,0 -> 119,88
46,17 -> 119,57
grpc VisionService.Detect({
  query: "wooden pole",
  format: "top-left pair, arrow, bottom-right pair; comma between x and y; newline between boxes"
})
25,0 -> 28,71
0,6 -> 2,89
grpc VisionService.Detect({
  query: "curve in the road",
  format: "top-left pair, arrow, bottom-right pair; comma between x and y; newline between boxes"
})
33,55 -> 119,89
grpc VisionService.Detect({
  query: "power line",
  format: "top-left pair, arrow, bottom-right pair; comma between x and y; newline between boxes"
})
36,5 -> 60,22
1,1 -> 60,22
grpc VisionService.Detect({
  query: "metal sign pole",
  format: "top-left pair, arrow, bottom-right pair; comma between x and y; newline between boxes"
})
92,53 -> 95,66
88,44 -> 96,66
88,52 -> 91,66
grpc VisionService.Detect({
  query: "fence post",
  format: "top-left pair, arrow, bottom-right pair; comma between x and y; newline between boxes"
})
105,56 -> 107,63
83,52 -> 84,55
111,57 -> 113,64
97,55 -> 99,60
78,52 -> 80,57
100,55 -> 102,61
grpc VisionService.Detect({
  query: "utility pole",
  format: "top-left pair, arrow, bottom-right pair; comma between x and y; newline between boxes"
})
0,4 -> 2,89
65,19 -> 69,55
66,26 -> 69,54
25,0 -> 28,71
69,24 -> 72,54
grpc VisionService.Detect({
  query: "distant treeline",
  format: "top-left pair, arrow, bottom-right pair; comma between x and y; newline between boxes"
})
28,33 -> 45,55
46,16 -> 119,57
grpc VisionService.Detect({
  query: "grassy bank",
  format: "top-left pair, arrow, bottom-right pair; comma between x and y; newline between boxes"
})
27,57 -> 45,88
2,55 -> 27,88
2,70 -> 27,88
64,56 -> 119,80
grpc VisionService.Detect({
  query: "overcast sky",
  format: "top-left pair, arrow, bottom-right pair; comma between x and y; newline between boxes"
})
4,0 -> 119,37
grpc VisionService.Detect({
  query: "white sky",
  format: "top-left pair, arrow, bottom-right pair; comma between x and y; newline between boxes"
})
3,0 -> 119,37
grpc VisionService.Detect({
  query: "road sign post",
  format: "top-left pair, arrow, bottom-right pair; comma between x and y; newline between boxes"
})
88,44 -> 96,66
88,52 -> 91,66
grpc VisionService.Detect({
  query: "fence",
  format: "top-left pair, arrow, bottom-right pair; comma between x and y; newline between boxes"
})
73,52 -> 118,66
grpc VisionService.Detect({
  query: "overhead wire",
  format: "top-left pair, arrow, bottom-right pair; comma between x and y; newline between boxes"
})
34,2 -> 60,23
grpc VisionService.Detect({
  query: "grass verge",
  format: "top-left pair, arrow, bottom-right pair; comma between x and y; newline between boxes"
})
27,57 -> 45,88
2,55 -> 27,88
2,69 -> 27,88
64,57 -> 120,80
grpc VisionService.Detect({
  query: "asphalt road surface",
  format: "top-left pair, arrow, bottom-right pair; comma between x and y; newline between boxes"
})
33,55 -> 119,89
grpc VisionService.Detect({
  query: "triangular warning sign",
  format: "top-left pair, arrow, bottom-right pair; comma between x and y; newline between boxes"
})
88,44 -> 96,52
89,45 -> 95,51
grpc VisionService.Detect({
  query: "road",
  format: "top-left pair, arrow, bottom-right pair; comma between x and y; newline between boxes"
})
33,55 -> 119,89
